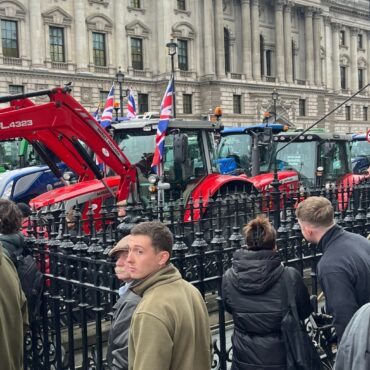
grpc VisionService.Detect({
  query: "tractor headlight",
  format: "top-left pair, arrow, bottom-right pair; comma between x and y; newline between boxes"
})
148,174 -> 159,184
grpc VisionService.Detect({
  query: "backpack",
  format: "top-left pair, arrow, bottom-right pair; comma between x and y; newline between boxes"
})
12,252 -> 44,321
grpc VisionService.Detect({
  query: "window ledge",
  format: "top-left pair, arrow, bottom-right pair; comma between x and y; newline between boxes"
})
88,0 -> 109,8
174,8 -> 191,16
127,6 -> 145,14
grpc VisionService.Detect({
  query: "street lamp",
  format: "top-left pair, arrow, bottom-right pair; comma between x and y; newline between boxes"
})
166,39 -> 178,118
271,89 -> 279,123
116,67 -> 125,118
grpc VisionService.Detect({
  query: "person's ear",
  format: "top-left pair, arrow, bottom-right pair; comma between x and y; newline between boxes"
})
158,251 -> 170,266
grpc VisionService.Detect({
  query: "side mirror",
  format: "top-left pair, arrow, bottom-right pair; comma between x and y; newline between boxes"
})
173,133 -> 188,164
260,128 -> 273,144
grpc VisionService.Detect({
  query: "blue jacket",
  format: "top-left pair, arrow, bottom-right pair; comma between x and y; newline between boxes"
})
318,225 -> 370,341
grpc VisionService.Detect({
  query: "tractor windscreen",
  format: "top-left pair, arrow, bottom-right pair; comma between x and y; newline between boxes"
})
218,134 -> 253,175
273,141 -> 317,186
351,140 -> 370,157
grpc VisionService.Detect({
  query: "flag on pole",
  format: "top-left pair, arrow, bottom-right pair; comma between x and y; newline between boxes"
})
127,88 -> 136,119
151,78 -> 173,174
100,84 -> 115,128
92,103 -> 100,120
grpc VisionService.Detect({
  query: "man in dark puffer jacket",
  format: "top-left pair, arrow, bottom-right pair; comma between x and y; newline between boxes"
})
222,215 -> 311,370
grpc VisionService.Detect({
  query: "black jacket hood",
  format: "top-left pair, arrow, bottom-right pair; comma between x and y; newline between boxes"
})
227,248 -> 284,294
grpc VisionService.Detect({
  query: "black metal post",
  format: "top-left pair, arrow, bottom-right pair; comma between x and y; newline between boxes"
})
118,81 -> 124,118
274,98 -> 277,122
171,54 -> 176,118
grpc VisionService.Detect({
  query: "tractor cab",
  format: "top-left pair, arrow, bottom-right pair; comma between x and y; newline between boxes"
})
112,118 -> 220,204
268,130 -> 352,188
350,134 -> 370,174
217,123 -> 288,176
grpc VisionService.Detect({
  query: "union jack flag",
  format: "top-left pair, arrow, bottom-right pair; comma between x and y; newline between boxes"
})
100,84 -> 115,128
126,88 -> 136,119
92,104 -> 100,120
151,78 -> 173,174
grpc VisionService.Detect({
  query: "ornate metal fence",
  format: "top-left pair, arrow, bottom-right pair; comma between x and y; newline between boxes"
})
23,179 -> 370,370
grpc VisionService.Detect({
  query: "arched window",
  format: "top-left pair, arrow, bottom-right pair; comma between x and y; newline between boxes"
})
224,27 -> 230,73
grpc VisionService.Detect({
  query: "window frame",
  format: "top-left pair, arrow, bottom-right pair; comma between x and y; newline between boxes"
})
339,30 -> 345,46
1,19 -> 19,58
177,39 -> 188,71
340,66 -> 346,89
138,93 -> 149,114
131,37 -> 144,70
183,94 -> 192,114
345,105 -> 351,121
363,106 -> 368,121
92,32 -> 107,67
177,0 -> 186,10
49,26 -> 65,63
233,95 -> 242,114
299,99 -> 306,117
9,84 -> 24,95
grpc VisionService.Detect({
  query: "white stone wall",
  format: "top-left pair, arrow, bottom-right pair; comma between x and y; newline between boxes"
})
0,0 -> 369,132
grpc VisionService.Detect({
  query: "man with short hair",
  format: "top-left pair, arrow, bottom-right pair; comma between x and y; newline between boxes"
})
127,221 -> 212,370
107,235 -> 140,370
296,196 -> 370,341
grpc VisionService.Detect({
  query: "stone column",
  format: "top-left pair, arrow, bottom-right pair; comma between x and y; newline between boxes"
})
241,0 -> 252,79
74,1 -> 88,72
350,27 -> 359,91
324,17 -> 332,89
304,7 -> 314,85
332,23 -> 340,91
214,0 -> 225,78
203,0 -> 215,77
114,0 -> 126,69
28,0 -> 43,68
251,0 -> 261,81
363,32 -> 368,87
275,0 -> 285,82
284,2 -> 293,83
313,11 -> 322,86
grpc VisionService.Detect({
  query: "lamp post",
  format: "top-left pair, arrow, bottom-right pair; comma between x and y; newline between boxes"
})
116,68 -> 125,118
271,89 -> 279,123
166,39 -> 178,118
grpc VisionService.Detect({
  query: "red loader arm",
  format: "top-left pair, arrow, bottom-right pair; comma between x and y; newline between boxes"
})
0,87 -> 132,200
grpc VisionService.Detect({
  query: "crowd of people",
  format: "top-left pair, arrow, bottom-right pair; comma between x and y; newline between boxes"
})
1,195 -> 370,369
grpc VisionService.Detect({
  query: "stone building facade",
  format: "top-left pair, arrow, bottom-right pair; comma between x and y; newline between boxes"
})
0,0 -> 369,132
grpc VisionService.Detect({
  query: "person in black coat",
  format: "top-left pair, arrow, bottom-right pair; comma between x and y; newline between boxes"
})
222,215 -> 311,370
296,196 -> 370,342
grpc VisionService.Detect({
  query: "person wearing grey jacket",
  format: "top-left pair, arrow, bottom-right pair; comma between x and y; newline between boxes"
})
334,303 -> 370,370
106,235 -> 141,370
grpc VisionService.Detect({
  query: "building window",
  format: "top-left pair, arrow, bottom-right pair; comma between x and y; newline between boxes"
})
260,35 -> 264,76
358,69 -> 364,89
178,39 -> 188,71
138,93 -> 148,114
299,99 -> 306,116
340,66 -> 346,89
131,38 -> 143,70
363,106 -> 368,121
177,0 -> 186,10
183,94 -> 192,114
49,26 -> 65,62
340,30 -> 345,46
9,85 -> 24,95
224,28 -> 230,73
131,0 -> 141,8
345,106 -> 351,120
358,34 -> 363,49
99,90 -> 109,107
266,50 -> 272,76
233,95 -> 242,114
93,32 -> 106,66
1,20 -> 19,58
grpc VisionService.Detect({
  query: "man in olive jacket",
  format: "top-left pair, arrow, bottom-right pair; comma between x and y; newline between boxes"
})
0,246 -> 29,370
127,221 -> 212,370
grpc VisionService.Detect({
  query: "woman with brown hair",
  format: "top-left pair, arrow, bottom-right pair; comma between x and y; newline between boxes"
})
222,215 -> 312,370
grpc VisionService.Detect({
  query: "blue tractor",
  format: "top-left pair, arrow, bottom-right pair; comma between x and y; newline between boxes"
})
350,134 -> 370,174
217,123 -> 288,176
